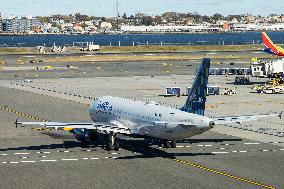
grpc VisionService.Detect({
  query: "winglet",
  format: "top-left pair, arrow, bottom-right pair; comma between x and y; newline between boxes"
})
279,111 -> 284,119
15,119 -> 19,128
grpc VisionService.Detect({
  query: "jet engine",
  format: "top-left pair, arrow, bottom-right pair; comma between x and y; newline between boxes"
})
71,129 -> 98,142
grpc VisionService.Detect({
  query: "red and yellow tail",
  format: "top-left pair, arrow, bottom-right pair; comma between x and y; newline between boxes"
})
262,32 -> 284,56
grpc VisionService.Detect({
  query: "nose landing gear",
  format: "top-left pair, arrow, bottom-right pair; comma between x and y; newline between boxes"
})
163,140 -> 177,148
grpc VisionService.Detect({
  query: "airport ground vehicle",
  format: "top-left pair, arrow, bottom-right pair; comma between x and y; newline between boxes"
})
79,42 -> 100,51
235,76 -> 250,85
251,58 -> 284,78
222,89 -> 237,95
253,75 -> 284,94
254,85 -> 284,94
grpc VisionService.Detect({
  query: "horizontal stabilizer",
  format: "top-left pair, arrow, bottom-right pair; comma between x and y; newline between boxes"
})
212,112 -> 281,125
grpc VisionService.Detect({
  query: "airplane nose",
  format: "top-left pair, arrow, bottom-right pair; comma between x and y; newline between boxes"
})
209,121 -> 215,128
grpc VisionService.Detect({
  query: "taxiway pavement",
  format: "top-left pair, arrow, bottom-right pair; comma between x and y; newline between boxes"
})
0,86 -> 283,189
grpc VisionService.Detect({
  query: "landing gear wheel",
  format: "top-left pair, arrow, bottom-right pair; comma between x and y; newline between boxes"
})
106,141 -> 113,151
164,140 -> 171,148
170,141 -> 177,148
114,141 -> 120,151
80,142 -> 90,148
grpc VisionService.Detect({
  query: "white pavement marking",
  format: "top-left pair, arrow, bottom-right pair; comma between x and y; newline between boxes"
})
1,154 -> 7,156
90,158 -> 99,160
57,150 -> 71,153
232,151 -> 248,153
212,152 -> 229,154
21,161 -> 36,163
244,143 -> 260,145
36,151 -> 51,154
14,153 -> 30,155
61,159 -> 78,161
40,160 -> 57,162
176,145 -> 191,148
10,162 -> 19,164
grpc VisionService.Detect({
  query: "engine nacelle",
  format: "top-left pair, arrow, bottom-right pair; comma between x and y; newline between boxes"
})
71,129 -> 98,143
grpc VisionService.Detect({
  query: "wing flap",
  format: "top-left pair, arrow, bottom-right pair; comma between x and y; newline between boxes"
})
153,121 -> 194,126
16,120 -> 131,134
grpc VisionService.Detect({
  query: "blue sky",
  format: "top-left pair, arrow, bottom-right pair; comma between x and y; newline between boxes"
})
0,0 -> 283,17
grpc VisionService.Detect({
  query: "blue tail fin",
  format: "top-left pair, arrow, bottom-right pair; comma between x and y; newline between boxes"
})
180,58 -> 210,116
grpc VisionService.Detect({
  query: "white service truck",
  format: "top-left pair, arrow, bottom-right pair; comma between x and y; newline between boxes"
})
80,42 -> 100,51
251,58 -> 284,77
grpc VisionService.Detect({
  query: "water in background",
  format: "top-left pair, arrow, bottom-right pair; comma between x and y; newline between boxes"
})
0,31 -> 283,47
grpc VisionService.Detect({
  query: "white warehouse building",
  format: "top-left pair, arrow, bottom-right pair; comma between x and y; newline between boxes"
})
120,25 -> 222,32
263,23 -> 284,31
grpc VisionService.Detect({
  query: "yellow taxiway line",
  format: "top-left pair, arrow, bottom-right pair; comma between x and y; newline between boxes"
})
172,158 -> 275,189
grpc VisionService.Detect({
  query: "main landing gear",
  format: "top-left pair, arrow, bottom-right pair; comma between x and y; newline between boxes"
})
162,140 -> 176,148
105,132 -> 120,151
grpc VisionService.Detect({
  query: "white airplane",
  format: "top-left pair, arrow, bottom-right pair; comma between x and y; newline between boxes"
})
16,58 -> 282,151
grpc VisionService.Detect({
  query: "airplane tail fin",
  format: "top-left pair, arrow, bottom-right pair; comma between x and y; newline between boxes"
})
180,58 -> 210,116
262,32 -> 276,55
262,32 -> 284,56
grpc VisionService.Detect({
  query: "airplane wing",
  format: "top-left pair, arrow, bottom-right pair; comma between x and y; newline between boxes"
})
15,120 -> 131,134
212,112 -> 282,125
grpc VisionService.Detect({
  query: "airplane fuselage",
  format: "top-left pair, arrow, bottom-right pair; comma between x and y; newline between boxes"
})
89,96 -> 214,141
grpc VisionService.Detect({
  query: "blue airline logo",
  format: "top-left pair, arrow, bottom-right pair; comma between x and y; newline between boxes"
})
97,102 -> 113,113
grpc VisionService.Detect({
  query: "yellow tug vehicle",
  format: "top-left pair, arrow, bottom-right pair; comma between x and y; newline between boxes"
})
253,75 -> 284,94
